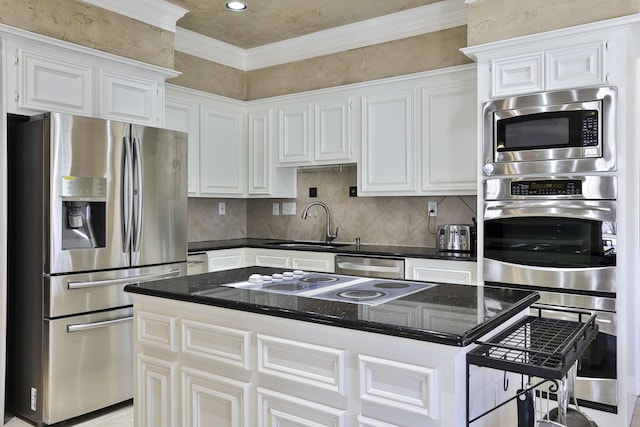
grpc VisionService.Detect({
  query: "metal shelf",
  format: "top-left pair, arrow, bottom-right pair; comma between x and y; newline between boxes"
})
467,312 -> 598,380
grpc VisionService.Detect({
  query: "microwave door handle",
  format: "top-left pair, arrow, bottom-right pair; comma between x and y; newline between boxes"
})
67,315 -> 133,333
122,136 -> 134,257
67,268 -> 182,289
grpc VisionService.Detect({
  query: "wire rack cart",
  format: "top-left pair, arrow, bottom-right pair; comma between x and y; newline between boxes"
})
466,310 -> 599,426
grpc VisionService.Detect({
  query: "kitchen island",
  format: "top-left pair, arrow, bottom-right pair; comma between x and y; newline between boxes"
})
124,267 -> 538,427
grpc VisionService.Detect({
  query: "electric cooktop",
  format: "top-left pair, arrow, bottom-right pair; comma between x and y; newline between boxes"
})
221,271 -> 436,306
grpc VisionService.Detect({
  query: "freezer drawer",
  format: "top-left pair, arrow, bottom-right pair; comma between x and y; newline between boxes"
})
42,307 -> 133,425
45,262 -> 185,317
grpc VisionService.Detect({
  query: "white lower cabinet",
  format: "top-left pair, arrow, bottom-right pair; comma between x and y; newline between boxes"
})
245,248 -> 335,272
405,258 -> 477,285
206,248 -> 246,272
132,295 -> 473,427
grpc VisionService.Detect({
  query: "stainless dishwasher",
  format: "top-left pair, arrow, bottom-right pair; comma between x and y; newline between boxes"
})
187,252 -> 208,275
335,255 -> 405,279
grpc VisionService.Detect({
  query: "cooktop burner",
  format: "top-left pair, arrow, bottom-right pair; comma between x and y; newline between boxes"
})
222,272 -> 437,306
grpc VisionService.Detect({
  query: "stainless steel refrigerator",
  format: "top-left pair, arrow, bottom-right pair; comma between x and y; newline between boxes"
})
6,112 -> 187,425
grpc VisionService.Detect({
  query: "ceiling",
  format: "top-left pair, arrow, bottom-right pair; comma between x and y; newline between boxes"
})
164,0 -> 443,49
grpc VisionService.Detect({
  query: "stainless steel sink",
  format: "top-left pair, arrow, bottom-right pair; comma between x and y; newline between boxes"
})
267,241 -> 349,249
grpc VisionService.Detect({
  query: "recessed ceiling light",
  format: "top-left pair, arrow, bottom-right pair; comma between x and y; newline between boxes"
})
226,1 -> 247,11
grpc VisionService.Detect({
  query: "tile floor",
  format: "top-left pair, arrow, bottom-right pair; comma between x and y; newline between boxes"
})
2,398 -> 640,426
4,403 -> 132,426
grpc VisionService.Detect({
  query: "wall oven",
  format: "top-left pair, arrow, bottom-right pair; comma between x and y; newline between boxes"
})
483,175 -> 618,412
482,86 -> 617,177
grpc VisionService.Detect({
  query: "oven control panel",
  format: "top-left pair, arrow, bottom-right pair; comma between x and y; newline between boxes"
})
511,179 -> 582,196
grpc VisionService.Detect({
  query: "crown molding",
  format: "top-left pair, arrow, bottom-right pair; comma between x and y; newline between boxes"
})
175,0 -> 467,71
175,27 -> 248,70
82,0 -> 188,33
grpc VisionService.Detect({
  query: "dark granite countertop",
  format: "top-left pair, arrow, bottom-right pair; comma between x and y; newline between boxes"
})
124,267 -> 537,347
188,238 -> 477,262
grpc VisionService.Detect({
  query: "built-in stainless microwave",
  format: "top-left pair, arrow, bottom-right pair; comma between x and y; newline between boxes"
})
482,86 -> 617,176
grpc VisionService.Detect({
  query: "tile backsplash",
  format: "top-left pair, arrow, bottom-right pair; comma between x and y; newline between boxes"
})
188,167 -> 477,248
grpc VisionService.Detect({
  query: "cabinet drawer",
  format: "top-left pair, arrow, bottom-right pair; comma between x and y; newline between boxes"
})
182,320 -> 251,370
257,334 -> 347,394
137,311 -> 178,352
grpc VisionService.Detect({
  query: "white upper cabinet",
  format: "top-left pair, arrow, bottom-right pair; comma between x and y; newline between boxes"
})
199,102 -> 246,196
490,40 -> 609,97
463,22 -> 626,99
99,70 -> 159,125
247,108 -> 297,197
16,47 -> 93,116
278,103 -> 312,164
276,94 -> 354,167
359,65 -> 477,196
164,93 -> 199,195
360,87 -> 418,195
315,97 -> 353,162
1,25 -> 177,125
421,71 -> 477,194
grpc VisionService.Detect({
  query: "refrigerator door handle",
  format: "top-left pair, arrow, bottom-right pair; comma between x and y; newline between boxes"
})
122,135 -> 134,255
67,315 -> 133,333
132,137 -> 143,254
67,268 -> 182,289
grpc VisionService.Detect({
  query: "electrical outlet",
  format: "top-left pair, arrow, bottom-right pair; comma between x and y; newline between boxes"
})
282,201 -> 296,215
428,201 -> 437,216
272,202 -> 280,215
218,202 -> 226,215
30,387 -> 37,411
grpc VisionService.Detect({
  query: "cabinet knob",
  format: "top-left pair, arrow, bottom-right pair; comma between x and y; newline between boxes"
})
482,164 -> 495,176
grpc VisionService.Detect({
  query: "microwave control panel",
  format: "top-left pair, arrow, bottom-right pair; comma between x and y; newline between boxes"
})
511,180 -> 582,196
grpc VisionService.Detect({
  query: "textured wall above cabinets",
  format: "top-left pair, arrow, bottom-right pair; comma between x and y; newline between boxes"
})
0,0 -> 175,69
466,0 -> 640,46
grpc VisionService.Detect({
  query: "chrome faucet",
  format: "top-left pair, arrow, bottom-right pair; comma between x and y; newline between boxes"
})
301,201 -> 339,244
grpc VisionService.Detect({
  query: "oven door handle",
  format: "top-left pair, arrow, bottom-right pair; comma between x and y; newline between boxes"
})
484,201 -> 616,221
532,304 -> 616,336
67,315 -> 133,333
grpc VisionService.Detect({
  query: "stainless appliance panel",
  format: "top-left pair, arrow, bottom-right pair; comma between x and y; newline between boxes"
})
484,259 -> 616,293
485,175 -> 617,201
49,113 -> 130,274
187,253 -> 208,275
131,124 -> 187,266
482,86 -> 616,176
43,307 -> 133,425
532,296 -> 617,408
45,263 -> 186,318
335,255 -> 405,279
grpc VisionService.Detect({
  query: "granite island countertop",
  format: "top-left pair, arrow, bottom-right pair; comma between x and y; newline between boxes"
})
124,267 -> 537,347
188,238 -> 477,262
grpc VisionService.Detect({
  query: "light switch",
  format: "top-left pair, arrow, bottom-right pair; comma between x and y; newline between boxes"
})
282,202 -> 296,215
219,202 -> 226,215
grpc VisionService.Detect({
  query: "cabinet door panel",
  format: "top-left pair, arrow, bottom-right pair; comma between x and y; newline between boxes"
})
279,104 -> 312,164
18,48 -> 92,115
165,97 -> 199,195
315,98 -> 352,162
249,109 -> 272,194
491,53 -> 543,97
182,367 -> 251,427
361,91 -> 417,194
422,82 -> 476,194
546,41 -> 607,89
137,354 -> 177,427
200,104 -> 245,195
100,71 -> 158,125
